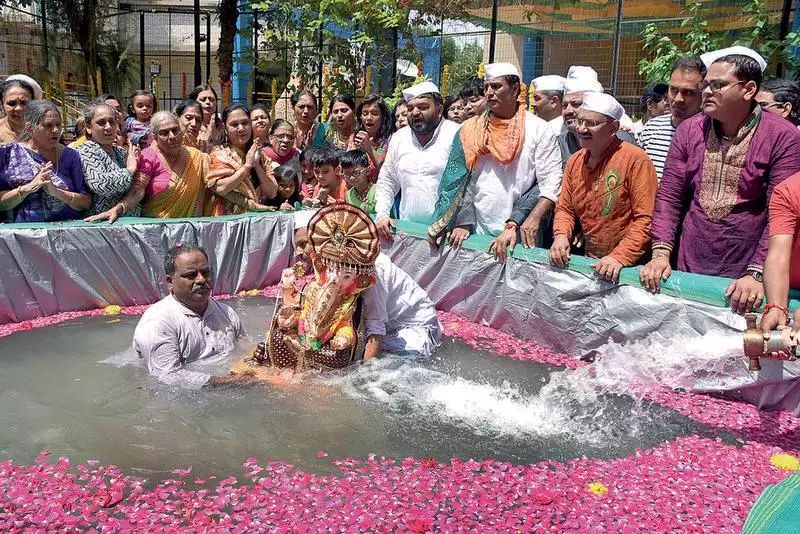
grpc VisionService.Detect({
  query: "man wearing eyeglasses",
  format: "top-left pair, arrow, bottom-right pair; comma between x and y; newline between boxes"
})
640,46 -> 800,314
756,78 -> 800,127
549,92 -> 657,282
639,57 -> 706,180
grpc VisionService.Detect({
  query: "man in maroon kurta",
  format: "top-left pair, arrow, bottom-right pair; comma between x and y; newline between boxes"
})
640,47 -> 800,313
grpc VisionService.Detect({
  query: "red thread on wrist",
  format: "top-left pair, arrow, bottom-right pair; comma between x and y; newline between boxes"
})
762,304 -> 790,322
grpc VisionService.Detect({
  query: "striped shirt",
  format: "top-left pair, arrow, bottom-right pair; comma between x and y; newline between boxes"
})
639,113 -> 677,180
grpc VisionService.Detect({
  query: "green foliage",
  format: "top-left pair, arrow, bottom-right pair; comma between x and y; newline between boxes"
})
384,74 -> 428,109
251,0 -> 471,100
639,0 -> 798,82
98,37 -> 139,98
252,0 -> 407,101
441,37 -> 483,94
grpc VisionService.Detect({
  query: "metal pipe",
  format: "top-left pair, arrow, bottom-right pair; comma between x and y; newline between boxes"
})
194,0 -> 202,86
390,27 -> 398,93
317,26 -> 324,111
488,0 -> 499,63
610,0 -> 624,95
40,0 -> 49,74
777,0 -> 793,77
140,12 -> 146,89
206,14 -> 212,84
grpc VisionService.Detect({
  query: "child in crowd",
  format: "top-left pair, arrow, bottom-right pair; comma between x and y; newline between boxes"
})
125,90 -> 156,148
298,148 -> 317,199
341,149 -> 376,216
263,165 -> 302,211
306,147 -> 348,206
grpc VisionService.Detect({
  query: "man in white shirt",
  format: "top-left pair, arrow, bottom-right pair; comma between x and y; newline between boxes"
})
431,63 -> 562,261
362,253 -> 442,357
531,74 -> 565,135
133,245 -> 244,387
375,81 -> 461,241
291,211 -> 442,358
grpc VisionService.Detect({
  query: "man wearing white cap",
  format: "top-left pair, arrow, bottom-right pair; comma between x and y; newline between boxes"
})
550,92 -> 657,282
531,75 -> 566,134
428,62 -> 562,261
641,46 -> 800,315
639,57 -> 706,180
558,65 -> 636,162
374,81 -> 461,240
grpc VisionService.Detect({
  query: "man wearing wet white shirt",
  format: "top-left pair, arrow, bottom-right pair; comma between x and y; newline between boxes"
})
292,211 -> 442,358
362,253 -> 443,358
133,245 -> 243,386
374,81 -> 461,240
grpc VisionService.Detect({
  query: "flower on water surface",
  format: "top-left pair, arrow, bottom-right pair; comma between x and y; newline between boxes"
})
587,481 -> 609,496
770,453 -> 800,471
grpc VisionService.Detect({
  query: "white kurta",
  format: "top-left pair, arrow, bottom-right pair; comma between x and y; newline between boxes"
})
374,119 -> 461,224
547,115 -> 564,136
362,253 -> 442,356
468,111 -> 563,236
133,295 -> 244,387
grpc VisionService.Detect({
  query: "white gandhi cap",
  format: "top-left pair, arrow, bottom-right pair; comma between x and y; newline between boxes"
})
564,66 -> 604,95
484,62 -> 520,80
532,75 -> 566,92
580,92 -> 624,120
402,81 -> 440,103
700,46 -> 767,72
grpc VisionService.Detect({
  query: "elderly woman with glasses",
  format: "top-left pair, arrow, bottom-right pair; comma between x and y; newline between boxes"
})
0,99 -> 91,222
92,111 -> 210,220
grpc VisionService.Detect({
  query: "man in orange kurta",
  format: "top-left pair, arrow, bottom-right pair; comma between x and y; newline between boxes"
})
551,92 -> 658,282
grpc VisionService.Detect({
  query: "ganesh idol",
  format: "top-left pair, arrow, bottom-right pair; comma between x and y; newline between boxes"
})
230,204 -> 380,376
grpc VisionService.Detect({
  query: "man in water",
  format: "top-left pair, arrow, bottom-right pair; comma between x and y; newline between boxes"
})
133,245 -> 244,386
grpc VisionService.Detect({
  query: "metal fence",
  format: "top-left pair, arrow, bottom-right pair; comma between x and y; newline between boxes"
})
1,0 -> 796,120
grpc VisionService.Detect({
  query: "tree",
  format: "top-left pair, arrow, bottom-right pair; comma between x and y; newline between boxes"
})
441,37 -> 483,95
217,0 -> 239,105
639,0 -> 800,82
43,0 -> 105,93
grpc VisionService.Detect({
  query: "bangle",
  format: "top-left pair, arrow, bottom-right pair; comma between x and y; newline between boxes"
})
16,187 -> 25,199
762,304 -> 790,321
504,221 -> 519,231
117,202 -> 128,214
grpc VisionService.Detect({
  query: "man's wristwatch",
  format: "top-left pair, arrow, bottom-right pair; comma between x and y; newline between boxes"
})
746,269 -> 763,283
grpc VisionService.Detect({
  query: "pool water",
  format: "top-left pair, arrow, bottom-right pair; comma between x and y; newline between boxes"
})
0,297 -> 700,479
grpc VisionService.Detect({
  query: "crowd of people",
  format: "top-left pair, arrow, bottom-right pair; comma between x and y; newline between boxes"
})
4,44 -> 800,338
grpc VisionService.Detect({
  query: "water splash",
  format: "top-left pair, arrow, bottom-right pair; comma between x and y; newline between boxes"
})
320,353 -> 681,447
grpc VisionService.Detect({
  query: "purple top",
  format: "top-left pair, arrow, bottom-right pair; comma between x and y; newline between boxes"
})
0,143 -> 88,223
652,111 -> 800,277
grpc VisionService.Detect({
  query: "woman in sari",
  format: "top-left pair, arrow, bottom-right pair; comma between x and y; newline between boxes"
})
188,84 -> 222,150
0,78 -> 35,145
136,111 -> 209,218
79,103 -> 142,223
0,99 -> 90,222
263,119 -> 300,173
251,103 -> 272,146
175,99 -> 208,153
206,104 -> 276,215
83,111 -> 208,220
292,90 -> 327,150
326,95 -> 356,150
